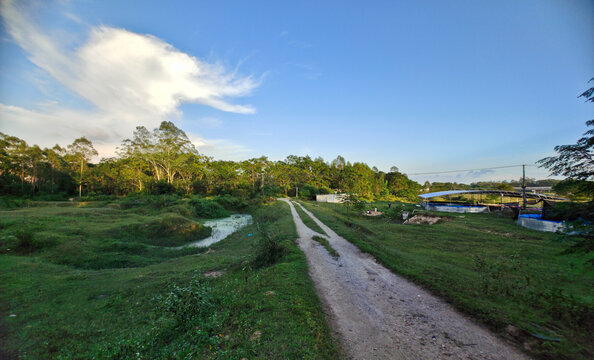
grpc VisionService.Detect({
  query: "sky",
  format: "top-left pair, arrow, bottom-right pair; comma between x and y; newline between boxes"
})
0,0 -> 592,184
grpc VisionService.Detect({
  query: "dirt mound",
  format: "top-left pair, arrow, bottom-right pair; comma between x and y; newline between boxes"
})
404,214 -> 451,225
363,210 -> 383,216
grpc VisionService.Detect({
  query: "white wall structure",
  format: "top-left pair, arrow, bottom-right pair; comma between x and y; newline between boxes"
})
517,215 -> 564,233
316,194 -> 346,203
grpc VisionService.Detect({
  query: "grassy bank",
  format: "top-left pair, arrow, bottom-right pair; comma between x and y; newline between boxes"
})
300,200 -> 593,360
0,199 -> 338,359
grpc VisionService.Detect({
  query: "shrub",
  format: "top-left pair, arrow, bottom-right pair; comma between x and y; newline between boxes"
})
188,197 -> 229,218
262,185 -> 285,197
212,194 -> 247,210
252,222 -> 286,268
146,180 -> 176,195
298,184 -> 319,200
154,277 -> 215,325
543,201 -> 594,222
15,229 -> 39,254
146,194 -> 181,209
317,187 -> 331,195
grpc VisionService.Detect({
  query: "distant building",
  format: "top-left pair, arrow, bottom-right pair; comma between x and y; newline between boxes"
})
316,194 -> 346,203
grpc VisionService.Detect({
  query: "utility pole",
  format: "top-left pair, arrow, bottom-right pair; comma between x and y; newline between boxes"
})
522,164 -> 526,209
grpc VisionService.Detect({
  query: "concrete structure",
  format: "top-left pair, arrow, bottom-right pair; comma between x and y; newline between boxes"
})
517,214 -> 564,233
316,193 -> 346,203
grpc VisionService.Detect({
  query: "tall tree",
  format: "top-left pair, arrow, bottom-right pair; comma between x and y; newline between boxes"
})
67,137 -> 98,197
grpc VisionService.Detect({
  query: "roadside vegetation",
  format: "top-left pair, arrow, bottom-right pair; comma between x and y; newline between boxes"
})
300,200 -> 594,360
293,201 -> 326,235
312,235 -> 339,259
0,199 -> 339,359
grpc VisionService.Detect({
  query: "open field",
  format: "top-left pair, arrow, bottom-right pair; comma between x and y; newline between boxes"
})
0,199 -> 338,359
299,200 -> 594,360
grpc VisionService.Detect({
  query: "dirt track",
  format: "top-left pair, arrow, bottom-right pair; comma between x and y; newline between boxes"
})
282,199 -> 530,360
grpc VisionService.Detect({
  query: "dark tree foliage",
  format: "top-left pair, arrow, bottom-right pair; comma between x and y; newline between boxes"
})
538,79 -> 594,181
0,123 -> 423,200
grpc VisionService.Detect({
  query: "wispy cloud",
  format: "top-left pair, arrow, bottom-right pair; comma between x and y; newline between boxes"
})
196,117 -> 223,128
0,0 -> 259,158
188,133 -> 252,161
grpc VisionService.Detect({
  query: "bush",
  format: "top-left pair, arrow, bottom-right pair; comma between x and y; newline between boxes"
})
298,184 -> 319,200
543,201 -> 594,222
317,187 -> 331,195
34,192 -> 70,201
252,222 -> 286,268
146,180 -> 176,195
146,194 -> 181,209
14,229 -> 55,254
188,197 -> 229,218
262,185 -> 285,197
212,194 -> 247,210
154,277 -> 215,325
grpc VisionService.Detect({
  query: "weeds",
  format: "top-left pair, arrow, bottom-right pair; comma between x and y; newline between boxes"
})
312,235 -> 339,259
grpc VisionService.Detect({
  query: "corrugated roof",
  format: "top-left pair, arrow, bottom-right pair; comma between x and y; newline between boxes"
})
419,189 -> 566,201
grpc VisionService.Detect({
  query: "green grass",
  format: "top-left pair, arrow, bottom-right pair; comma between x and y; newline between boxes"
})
0,199 -> 339,359
300,200 -> 594,360
312,235 -> 339,259
293,201 -> 327,235
0,201 -> 212,269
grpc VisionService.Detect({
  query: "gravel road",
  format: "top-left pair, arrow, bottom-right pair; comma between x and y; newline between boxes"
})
282,199 -> 530,360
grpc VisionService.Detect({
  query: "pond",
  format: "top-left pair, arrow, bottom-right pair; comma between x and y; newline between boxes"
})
183,214 -> 253,248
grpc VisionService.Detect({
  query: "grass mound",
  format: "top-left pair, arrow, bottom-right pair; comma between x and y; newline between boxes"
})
0,199 -> 210,269
125,213 -> 211,247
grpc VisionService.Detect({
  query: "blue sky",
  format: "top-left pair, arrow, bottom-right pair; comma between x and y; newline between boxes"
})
1,0 -> 592,184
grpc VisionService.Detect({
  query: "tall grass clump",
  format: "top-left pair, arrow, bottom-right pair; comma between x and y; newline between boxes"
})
251,208 -> 286,268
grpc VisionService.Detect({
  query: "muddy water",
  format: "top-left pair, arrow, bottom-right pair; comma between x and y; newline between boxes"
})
183,214 -> 253,248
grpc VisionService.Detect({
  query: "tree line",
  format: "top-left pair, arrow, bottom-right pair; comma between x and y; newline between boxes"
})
0,121 -> 422,200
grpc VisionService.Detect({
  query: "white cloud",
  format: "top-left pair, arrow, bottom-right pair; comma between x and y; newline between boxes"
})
196,117 -> 223,128
188,133 -> 252,161
0,0 -> 258,159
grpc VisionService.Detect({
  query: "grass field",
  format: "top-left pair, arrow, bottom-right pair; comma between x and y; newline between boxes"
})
300,200 -> 594,360
0,199 -> 339,359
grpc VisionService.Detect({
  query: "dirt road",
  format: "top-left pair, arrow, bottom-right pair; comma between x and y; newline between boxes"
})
282,199 -> 529,360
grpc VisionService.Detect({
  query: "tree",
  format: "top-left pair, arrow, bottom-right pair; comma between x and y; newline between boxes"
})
538,79 -> 593,182
67,137 -> 98,197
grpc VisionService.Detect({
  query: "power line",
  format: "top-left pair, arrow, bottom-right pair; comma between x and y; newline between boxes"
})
408,164 -> 533,176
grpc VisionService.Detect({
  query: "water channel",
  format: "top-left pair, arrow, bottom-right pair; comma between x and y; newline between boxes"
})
182,214 -> 253,248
